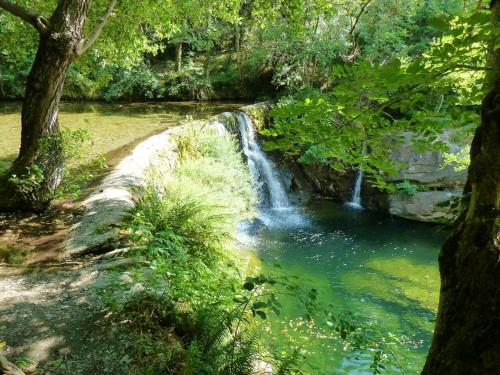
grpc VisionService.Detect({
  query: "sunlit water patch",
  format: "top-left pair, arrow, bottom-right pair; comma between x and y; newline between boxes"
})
0,101 -> 246,172
244,200 -> 443,374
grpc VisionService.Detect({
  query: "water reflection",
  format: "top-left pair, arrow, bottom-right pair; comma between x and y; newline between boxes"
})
246,200 -> 444,374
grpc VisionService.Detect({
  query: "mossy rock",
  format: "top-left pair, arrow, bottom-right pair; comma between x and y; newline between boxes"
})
241,102 -> 272,131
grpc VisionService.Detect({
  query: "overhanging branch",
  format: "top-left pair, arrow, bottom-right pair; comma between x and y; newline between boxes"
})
76,0 -> 117,56
0,0 -> 48,34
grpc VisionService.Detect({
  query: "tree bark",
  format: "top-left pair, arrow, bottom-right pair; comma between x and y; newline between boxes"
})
422,1 -> 500,373
205,50 -> 212,81
175,40 -> 183,72
0,0 -> 116,211
235,23 -> 242,81
8,0 -> 90,211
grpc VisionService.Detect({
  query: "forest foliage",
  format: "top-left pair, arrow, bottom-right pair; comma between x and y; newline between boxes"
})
1,0 -> 488,183
0,0 -> 482,100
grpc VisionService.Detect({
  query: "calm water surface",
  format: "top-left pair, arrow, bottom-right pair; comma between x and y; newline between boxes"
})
247,201 -> 444,374
0,101 -> 246,171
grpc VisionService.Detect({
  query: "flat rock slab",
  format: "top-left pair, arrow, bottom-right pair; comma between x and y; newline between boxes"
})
64,128 -> 179,257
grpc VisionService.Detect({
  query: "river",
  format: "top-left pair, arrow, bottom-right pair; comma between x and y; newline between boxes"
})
0,101 -> 246,172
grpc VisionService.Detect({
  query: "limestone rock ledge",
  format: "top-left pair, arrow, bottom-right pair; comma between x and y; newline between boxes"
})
388,190 -> 462,222
64,128 -> 179,257
64,103 -> 267,257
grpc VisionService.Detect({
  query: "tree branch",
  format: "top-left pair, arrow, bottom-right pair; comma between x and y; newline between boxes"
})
451,64 -> 491,71
0,0 -> 49,34
349,0 -> 373,36
76,0 -> 117,56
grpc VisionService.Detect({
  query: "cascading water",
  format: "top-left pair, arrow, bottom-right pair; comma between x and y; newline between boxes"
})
235,111 -> 308,229
236,112 -> 289,209
347,170 -> 364,209
346,142 -> 367,209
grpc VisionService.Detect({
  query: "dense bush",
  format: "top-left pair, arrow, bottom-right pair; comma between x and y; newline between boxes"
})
163,59 -> 213,101
103,65 -> 166,101
8,128 -> 107,206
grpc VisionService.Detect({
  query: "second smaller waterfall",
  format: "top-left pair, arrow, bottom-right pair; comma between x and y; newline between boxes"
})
347,170 -> 364,209
346,142 -> 367,209
236,112 -> 289,209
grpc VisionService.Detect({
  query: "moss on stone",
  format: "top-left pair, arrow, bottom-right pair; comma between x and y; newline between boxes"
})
241,102 -> 272,131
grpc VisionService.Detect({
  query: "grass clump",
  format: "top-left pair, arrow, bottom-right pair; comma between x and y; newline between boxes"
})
0,243 -> 29,264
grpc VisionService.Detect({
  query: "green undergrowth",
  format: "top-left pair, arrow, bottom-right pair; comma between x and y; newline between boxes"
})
99,125 -> 267,374
0,243 -> 29,264
6,128 -> 107,206
98,123 -> 408,374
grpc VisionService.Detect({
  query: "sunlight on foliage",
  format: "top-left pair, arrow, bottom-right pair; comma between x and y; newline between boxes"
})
442,145 -> 471,171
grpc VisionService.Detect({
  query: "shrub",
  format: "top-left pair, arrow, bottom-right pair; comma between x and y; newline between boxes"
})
394,180 -> 428,196
102,125 -> 259,373
104,64 -> 166,101
163,59 -> 213,100
8,128 -> 107,205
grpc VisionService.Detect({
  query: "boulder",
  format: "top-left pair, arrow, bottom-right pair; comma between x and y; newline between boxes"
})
294,131 -> 468,223
388,190 -> 461,223
388,132 -> 467,188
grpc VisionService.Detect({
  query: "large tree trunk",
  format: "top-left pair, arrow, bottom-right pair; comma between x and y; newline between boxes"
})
422,1 -> 500,373
0,0 -> 91,211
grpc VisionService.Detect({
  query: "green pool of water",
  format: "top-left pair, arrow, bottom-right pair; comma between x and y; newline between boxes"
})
0,101 -> 246,172
247,200 -> 444,374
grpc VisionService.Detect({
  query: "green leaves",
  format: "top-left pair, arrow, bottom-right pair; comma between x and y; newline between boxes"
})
262,6 -> 486,192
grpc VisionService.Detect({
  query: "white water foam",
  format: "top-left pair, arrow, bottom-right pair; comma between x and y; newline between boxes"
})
236,112 -> 310,229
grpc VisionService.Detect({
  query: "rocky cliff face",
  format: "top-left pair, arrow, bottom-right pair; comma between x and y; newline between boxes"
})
337,134 -> 466,223
378,132 -> 466,222
388,134 -> 466,188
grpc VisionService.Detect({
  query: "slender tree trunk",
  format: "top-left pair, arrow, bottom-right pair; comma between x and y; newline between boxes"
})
0,69 -> 5,98
175,40 -> 183,72
0,0 -> 91,211
422,1 -> 500,373
205,50 -> 212,81
235,23 -> 242,81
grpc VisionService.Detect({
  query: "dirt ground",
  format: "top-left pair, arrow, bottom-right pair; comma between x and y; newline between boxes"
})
0,263 -> 137,374
0,208 -> 134,374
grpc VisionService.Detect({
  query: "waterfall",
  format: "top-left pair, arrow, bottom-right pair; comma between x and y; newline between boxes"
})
347,170 -> 364,209
236,112 -> 289,209
347,142 -> 367,209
